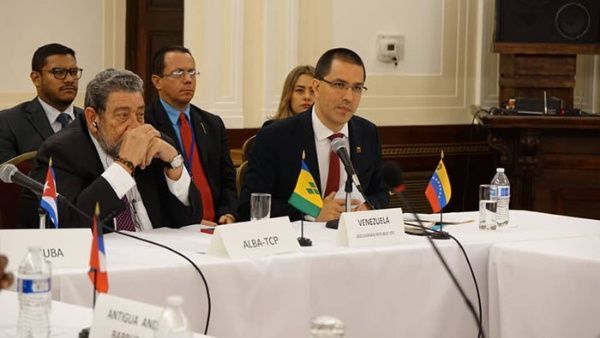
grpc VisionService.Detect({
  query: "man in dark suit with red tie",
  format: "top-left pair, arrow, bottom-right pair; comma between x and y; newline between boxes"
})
239,48 -> 389,222
0,43 -> 83,163
145,46 -> 238,226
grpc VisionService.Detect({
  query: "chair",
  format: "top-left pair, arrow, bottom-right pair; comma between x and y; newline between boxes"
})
236,160 -> 249,197
0,151 -> 37,228
241,135 -> 256,162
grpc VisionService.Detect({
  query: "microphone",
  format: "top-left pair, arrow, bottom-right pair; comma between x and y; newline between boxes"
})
330,138 -> 364,194
0,163 -> 45,196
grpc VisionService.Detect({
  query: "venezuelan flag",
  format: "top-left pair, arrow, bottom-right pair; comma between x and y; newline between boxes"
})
425,156 -> 451,213
288,160 -> 323,217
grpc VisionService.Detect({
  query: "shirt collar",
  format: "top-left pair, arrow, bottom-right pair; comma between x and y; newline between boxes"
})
160,98 -> 190,125
311,106 -> 348,141
38,97 -> 75,121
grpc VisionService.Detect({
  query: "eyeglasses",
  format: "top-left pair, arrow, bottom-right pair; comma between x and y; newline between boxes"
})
161,69 -> 200,79
320,78 -> 368,95
40,67 -> 83,80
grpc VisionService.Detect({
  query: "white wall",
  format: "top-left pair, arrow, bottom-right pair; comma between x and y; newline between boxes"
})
0,0 -> 125,109
0,0 -> 598,127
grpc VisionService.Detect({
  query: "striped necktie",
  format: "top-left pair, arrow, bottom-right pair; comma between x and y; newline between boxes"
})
116,196 -> 136,231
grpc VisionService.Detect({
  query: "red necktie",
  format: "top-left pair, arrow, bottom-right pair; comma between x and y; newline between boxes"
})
324,133 -> 344,197
179,113 -> 215,222
116,196 -> 136,231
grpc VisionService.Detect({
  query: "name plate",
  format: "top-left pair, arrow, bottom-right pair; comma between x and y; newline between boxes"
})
337,208 -> 406,247
0,229 -> 90,270
208,217 -> 300,259
90,293 -> 162,338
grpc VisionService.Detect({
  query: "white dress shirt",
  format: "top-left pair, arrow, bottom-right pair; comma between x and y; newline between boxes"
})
310,108 -> 364,203
38,97 -> 75,132
89,133 -> 191,231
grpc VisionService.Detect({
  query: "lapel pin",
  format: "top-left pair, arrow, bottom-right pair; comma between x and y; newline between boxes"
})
356,146 -> 362,153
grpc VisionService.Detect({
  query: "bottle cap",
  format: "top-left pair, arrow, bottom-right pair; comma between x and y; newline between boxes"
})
310,316 -> 344,335
496,168 -> 505,173
166,295 -> 184,307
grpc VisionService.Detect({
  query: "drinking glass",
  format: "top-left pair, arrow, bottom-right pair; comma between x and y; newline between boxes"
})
250,193 -> 271,221
479,184 -> 498,230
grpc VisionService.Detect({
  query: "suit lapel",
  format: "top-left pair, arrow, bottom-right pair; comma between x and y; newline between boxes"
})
348,117 -> 363,175
25,99 -> 54,140
299,112 -> 321,190
189,108 -> 209,167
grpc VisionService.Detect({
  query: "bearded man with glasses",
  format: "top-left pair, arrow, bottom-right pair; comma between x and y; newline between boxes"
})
0,43 -> 83,163
239,48 -> 389,222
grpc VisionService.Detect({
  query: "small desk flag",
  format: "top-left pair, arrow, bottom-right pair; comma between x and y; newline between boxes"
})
425,151 -> 452,213
88,203 -> 109,293
40,158 -> 59,228
288,152 -> 323,217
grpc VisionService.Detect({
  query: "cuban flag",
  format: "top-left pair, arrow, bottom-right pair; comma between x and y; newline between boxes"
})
88,204 -> 109,293
425,152 -> 452,213
40,158 -> 59,228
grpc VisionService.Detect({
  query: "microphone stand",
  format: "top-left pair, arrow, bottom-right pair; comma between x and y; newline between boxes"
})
344,176 -> 353,213
431,210 -> 450,240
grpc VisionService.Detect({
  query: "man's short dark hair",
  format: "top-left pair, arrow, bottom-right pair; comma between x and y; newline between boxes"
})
314,48 -> 366,82
31,43 -> 76,71
151,45 -> 192,75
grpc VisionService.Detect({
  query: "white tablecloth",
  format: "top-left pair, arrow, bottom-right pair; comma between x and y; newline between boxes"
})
489,236 -> 600,338
16,210 -> 600,338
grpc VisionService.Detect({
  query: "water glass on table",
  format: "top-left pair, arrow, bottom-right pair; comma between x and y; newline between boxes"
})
251,193 -> 271,221
479,184 -> 497,230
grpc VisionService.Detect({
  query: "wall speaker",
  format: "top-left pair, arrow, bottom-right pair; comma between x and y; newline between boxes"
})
496,0 -> 600,43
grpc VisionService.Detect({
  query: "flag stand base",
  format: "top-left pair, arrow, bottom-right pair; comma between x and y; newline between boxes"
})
430,223 -> 451,240
297,236 -> 312,247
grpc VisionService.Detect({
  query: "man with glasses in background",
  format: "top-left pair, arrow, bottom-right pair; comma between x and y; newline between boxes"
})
239,48 -> 388,222
0,43 -> 83,163
145,46 -> 238,227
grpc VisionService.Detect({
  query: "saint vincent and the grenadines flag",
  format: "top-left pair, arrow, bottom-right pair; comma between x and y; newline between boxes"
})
425,151 -> 452,213
288,152 -> 323,217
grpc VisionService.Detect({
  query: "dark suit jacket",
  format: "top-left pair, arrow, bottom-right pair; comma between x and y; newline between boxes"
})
19,115 -> 202,229
239,110 -> 389,221
145,101 -> 238,220
0,98 -> 82,163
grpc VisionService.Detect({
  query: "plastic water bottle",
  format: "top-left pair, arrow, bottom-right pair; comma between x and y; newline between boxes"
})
154,296 -> 192,338
310,316 -> 345,338
17,246 -> 52,338
491,168 -> 510,227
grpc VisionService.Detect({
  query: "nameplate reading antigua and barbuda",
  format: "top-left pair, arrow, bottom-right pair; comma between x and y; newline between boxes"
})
0,228 -> 90,270
337,208 -> 406,247
207,216 -> 300,259
89,293 -> 211,338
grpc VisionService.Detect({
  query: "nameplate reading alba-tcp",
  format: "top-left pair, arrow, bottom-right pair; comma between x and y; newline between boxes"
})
337,208 -> 406,247
0,229 -> 90,270
208,217 -> 300,258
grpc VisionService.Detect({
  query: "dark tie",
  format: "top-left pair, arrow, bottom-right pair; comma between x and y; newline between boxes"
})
179,113 -> 215,222
324,133 -> 344,197
56,113 -> 71,129
116,196 -> 136,231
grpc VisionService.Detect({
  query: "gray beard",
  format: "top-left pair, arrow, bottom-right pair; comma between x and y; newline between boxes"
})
96,127 -> 120,159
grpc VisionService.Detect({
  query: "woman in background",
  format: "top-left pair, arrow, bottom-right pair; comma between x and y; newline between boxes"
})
268,65 -> 316,124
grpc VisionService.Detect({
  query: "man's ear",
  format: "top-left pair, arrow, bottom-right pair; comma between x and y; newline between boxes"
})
312,78 -> 321,99
30,71 -> 41,89
151,74 -> 162,91
84,107 -> 99,132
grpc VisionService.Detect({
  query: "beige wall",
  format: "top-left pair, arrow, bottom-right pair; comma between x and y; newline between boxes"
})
0,0 -> 598,127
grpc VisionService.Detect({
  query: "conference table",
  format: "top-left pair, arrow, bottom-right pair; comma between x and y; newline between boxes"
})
488,236 -> 600,338
35,210 -> 600,338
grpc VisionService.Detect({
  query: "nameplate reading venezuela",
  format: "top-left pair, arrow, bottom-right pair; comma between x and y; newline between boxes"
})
0,229 -> 90,270
337,208 -> 406,247
208,217 -> 300,259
